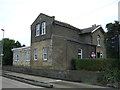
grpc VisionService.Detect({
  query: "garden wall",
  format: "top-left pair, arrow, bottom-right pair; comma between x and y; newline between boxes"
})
2,66 -> 103,82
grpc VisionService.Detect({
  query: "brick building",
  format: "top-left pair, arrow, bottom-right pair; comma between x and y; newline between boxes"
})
30,13 -> 106,70
12,13 -> 106,70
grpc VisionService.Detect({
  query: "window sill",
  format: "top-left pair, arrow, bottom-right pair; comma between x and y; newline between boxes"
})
34,59 -> 38,61
26,60 -> 30,62
35,34 -> 46,37
43,59 -> 48,61
97,45 -> 101,47
35,35 -> 39,37
41,34 -> 46,35
15,60 -> 19,61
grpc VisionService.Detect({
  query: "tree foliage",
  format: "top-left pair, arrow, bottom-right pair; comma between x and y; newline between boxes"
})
105,21 -> 120,58
1,38 -> 23,65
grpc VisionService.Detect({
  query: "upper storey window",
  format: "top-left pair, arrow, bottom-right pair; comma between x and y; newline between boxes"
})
97,35 -> 101,46
35,22 -> 46,37
41,22 -> 46,35
36,24 -> 40,36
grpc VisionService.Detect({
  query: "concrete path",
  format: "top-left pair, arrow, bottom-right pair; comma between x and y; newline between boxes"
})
2,70 -> 111,88
2,77 -> 42,88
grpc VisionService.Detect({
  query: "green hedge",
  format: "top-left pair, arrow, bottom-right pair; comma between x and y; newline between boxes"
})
71,58 -> 120,71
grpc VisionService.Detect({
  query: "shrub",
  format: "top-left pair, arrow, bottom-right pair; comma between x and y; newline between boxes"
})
71,59 -> 76,70
71,58 -> 119,71
100,68 -> 120,84
71,58 -> 120,85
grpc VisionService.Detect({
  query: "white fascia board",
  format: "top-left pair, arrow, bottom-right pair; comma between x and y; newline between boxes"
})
11,46 -> 30,51
91,25 -> 101,33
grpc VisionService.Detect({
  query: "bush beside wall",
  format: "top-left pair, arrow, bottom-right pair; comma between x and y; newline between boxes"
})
71,58 -> 120,71
71,58 -> 120,86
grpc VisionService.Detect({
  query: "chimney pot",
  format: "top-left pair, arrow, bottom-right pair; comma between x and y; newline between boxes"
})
92,24 -> 96,27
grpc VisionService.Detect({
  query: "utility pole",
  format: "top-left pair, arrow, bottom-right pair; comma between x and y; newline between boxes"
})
1,29 -> 5,69
118,35 -> 120,59
118,1 -> 120,22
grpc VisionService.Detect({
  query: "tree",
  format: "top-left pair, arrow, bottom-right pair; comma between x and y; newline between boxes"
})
105,21 -> 120,58
14,41 -> 21,48
1,38 -> 24,65
22,44 -> 26,47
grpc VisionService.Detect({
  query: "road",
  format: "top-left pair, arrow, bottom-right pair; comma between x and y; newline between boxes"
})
2,76 -> 43,88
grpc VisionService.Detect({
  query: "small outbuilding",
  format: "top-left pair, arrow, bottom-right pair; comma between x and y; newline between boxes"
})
12,46 -> 30,67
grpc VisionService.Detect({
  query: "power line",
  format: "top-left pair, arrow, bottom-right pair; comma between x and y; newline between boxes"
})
77,0 -> 119,19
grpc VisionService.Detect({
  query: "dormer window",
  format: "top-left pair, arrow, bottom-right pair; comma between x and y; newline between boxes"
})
41,22 -> 46,35
36,24 -> 40,36
97,35 -> 101,46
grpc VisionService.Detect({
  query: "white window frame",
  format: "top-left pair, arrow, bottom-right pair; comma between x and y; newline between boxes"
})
100,52 -> 103,58
26,52 -> 30,61
78,48 -> 82,59
43,48 -> 48,61
34,49 -> 38,60
15,54 -> 20,61
41,22 -> 46,35
36,24 -> 40,36
97,37 -> 101,46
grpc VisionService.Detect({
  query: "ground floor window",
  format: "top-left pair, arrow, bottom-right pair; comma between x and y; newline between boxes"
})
100,52 -> 103,58
43,47 -> 48,61
97,52 -> 103,58
16,54 -> 20,61
34,49 -> 38,60
26,52 -> 30,61
78,48 -> 82,59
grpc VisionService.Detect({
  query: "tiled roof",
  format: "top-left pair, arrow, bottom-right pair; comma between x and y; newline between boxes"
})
33,13 -> 105,33
53,20 -> 81,31
80,25 -> 102,34
67,38 -> 96,46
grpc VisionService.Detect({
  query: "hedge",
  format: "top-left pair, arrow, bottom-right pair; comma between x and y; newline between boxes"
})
71,58 -> 120,71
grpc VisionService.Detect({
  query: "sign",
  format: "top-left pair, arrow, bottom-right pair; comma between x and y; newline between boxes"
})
91,52 -> 96,58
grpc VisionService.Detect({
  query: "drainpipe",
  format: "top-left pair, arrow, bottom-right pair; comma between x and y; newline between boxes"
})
118,35 -> 120,59
65,39 -> 68,70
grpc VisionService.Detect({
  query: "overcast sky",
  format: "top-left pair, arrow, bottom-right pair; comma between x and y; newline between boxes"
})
0,0 -> 119,46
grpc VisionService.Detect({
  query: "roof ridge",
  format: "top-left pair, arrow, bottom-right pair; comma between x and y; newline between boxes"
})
79,25 -> 103,34
81,25 -> 100,30
54,20 -> 81,31
40,13 -> 54,18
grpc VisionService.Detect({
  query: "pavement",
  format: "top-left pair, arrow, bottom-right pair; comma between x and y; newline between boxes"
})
2,70 -> 112,88
2,76 -> 42,88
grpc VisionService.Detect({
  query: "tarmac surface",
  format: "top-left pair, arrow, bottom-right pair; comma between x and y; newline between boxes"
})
2,70 -> 112,88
